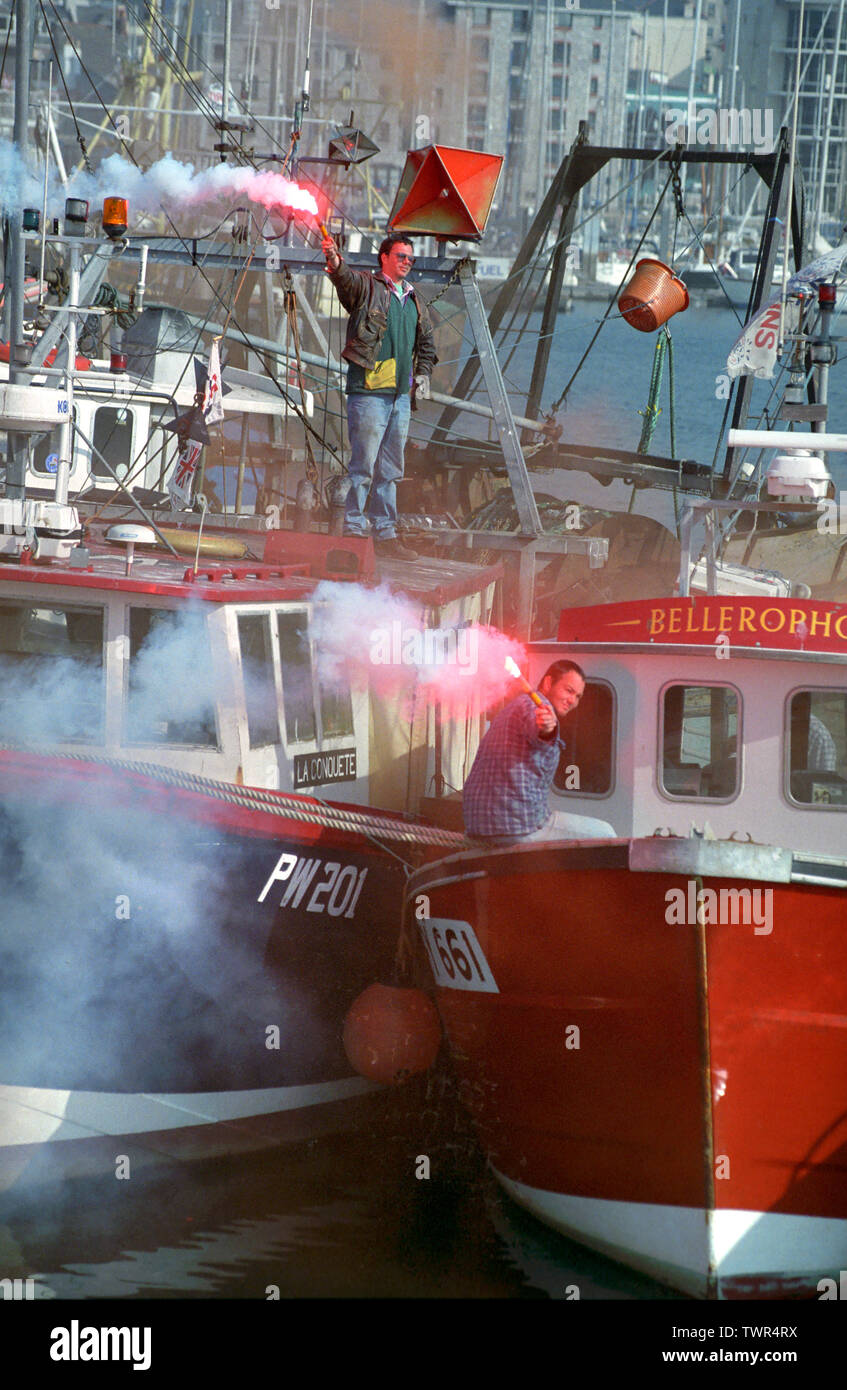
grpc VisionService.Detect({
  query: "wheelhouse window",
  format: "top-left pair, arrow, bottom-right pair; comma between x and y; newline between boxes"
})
661,684 -> 740,800
0,602 -> 104,741
787,689 -> 847,806
553,679 -> 615,796
126,607 -> 218,746
91,406 -> 134,479
277,611 -> 316,744
237,613 -> 279,748
320,671 -> 355,740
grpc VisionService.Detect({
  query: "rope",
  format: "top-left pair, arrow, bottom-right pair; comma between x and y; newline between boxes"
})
666,328 -> 677,459
0,745 -> 466,849
636,331 -> 667,455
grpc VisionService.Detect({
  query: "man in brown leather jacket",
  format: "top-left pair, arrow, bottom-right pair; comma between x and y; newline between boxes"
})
322,231 -> 437,559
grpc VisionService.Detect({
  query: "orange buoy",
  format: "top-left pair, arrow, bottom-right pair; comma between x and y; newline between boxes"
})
618,258 -> 689,332
343,983 -> 441,1084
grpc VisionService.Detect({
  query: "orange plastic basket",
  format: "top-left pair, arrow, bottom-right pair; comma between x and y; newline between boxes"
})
618,258 -> 689,332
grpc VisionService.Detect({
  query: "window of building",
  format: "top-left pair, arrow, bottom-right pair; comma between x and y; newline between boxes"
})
592,42 -> 601,62
470,68 -> 488,97
127,607 -> 218,747
277,611 -> 317,744
566,41 -> 571,65
594,15 -> 603,28
512,8 -> 529,33
661,684 -> 740,800
590,76 -> 599,96
511,40 -> 526,68
471,36 -> 489,62
238,613 -> 279,749
91,406 -> 134,479
552,74 -> 563,100
0,602 -> 104,742
509,73 -> 523,103
553,680 -> 615,797
468,102 -> 487,129
553,40 -> 564,64
786,689 -> 847,806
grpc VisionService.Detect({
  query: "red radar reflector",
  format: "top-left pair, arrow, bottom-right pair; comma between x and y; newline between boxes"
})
388,145 -> 503,240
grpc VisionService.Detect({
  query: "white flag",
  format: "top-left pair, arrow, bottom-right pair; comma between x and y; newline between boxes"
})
726,298 -> 800,380
168,436 -> 204,509
203,339 -> 225,424
727,245 -> 847,381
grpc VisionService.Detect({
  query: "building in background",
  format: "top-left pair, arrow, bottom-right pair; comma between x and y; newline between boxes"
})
733,0 -> 847,246
3,0 -> 846,250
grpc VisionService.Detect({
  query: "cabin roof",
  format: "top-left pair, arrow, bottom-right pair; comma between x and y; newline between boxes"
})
0,530 -> 503,607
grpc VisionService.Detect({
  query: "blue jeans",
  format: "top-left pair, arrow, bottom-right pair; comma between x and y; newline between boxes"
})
344,393 -> 411,538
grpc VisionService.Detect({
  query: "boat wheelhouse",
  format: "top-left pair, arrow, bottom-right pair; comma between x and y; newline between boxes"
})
407,594 -> 847,1298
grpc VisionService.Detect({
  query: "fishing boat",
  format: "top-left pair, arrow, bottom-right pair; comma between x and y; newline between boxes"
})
399,168 -> 847,1293
406,583 -> 847,1299
0,504 -> 504,1191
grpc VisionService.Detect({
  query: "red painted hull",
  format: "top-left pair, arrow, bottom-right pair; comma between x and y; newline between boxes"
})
410,841 -> 847,1296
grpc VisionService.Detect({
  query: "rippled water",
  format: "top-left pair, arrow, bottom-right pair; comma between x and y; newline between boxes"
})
0,1072 -> 675,1304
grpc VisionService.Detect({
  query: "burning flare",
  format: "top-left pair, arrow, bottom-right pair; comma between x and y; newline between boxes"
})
505,656 -> 544,707
0,140 -> 319,221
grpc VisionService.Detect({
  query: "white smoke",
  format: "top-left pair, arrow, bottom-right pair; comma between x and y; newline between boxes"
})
0,605 -> 324,1117
0,140 -> 318,222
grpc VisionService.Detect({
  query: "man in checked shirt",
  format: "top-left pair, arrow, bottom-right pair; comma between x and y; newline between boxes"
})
463,660 -> 614,845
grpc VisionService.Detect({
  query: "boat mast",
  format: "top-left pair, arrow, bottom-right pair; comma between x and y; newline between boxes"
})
6,0 -> 33,500
813,0 -> 846,249
221,0 -> 232,140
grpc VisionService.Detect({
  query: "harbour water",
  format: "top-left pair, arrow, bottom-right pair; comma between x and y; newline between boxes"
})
468,296 -> 847,491
0,1076 -> 675,1303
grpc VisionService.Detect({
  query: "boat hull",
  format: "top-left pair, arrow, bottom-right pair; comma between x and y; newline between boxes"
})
0,751 -> 429,1190
408,839 -> 847,1298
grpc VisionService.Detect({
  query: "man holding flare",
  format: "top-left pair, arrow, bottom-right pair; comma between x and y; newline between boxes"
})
322,228 -> 437,560
463,659 -> 615,845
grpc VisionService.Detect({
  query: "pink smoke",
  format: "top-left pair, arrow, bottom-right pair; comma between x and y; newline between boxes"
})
72,150 -> 319,220
310,582 -> 527,715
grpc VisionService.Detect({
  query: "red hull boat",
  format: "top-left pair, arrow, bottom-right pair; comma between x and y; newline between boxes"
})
407,596 -> 847,1298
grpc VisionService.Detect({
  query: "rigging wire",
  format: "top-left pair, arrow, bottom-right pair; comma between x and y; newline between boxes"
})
42,0 -> 132,166
122,0 -> 223,130
550,166 -> 677,414
35,5 -> 252,507
0,7 -> 13,89
37,0 -> 94,171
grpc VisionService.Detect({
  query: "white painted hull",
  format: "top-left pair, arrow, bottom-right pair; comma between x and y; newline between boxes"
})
0,1078 -> 383,1191
494,1168 -> 846,1299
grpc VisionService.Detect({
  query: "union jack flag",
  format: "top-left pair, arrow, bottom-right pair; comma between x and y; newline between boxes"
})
168,437 -> 203,508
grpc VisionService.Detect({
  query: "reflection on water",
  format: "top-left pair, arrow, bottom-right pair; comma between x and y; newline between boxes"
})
0,1074 -> 677,1302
